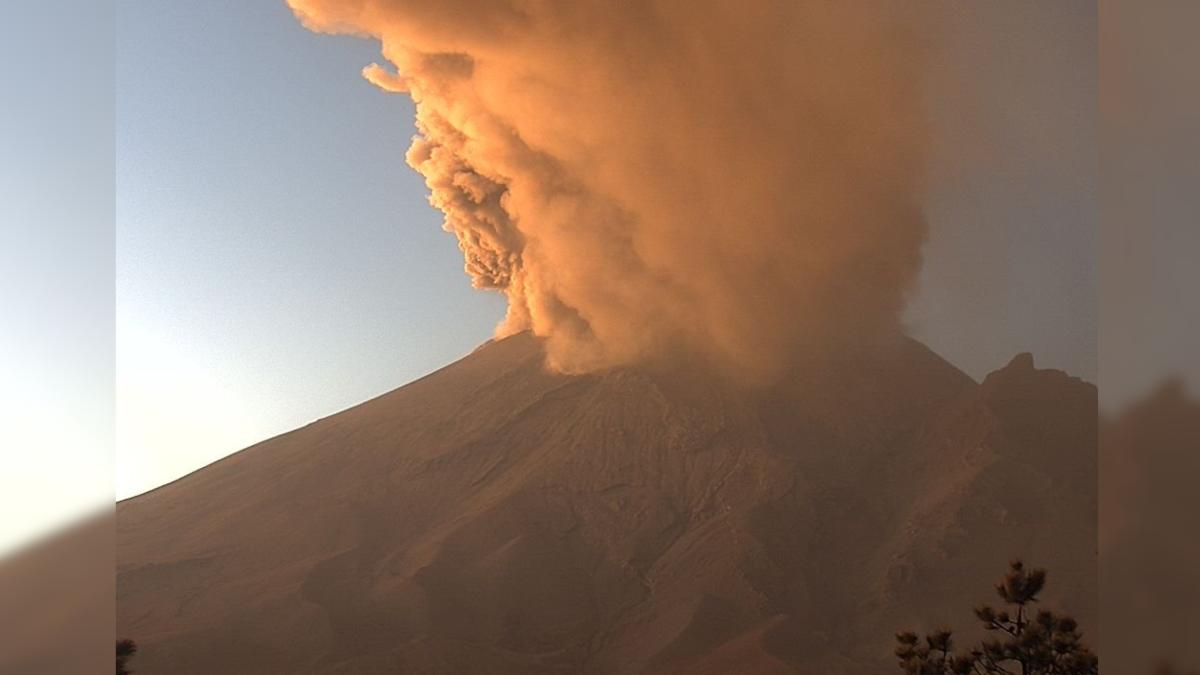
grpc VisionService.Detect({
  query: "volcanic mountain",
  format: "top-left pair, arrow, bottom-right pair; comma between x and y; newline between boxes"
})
116,332 -> 1097,674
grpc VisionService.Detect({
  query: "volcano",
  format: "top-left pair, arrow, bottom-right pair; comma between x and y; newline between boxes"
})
116,332 -> 1096,674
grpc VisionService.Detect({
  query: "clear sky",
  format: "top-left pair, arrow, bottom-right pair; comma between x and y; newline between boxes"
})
116,0 -> 507,499
114,1 -> 1097,500
2,0 -> 114,556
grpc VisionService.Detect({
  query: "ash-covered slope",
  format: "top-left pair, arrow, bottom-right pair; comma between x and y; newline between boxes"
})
117,333 -> 1096,674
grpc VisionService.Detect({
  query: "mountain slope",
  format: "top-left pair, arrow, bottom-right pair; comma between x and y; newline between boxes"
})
117,332 -> 1096,674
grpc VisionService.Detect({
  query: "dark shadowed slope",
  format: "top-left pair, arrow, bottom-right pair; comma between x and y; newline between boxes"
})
117,332 -> 1096,674
1101,383 -> 1200,674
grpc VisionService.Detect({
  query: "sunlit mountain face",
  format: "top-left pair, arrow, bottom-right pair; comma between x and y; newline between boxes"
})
117,332 -> 1095,674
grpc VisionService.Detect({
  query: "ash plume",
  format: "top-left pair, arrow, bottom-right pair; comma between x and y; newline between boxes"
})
289,0 -> 933,378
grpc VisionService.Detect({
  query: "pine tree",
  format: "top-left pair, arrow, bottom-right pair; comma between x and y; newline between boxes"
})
894,560 -> 1097,675
116,639 -> 137,675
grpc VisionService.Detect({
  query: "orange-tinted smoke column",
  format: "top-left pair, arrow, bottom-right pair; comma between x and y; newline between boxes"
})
289,0 -> 932,379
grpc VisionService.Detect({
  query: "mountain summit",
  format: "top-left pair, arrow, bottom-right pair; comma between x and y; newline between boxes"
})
117,333 -> 1096,674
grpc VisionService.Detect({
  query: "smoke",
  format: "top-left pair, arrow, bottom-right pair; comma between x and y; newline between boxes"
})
288,0 -> 933,378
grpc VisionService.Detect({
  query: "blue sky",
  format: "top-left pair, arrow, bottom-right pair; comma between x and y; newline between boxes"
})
2,0 -> 115,554
116,0 -> 506,498
112,1 -> 1097,500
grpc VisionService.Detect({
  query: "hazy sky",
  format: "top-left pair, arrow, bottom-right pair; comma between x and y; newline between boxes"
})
115,1 -> 1096,500
2,0 -> 114,556
116,0 -> 506,499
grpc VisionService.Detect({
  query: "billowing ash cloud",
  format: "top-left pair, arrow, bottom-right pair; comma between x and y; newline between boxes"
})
289,0 -> 932,378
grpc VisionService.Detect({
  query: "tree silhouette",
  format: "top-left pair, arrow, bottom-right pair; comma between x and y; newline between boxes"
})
894,560 -> 1097,674
116,639 -> 137,675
